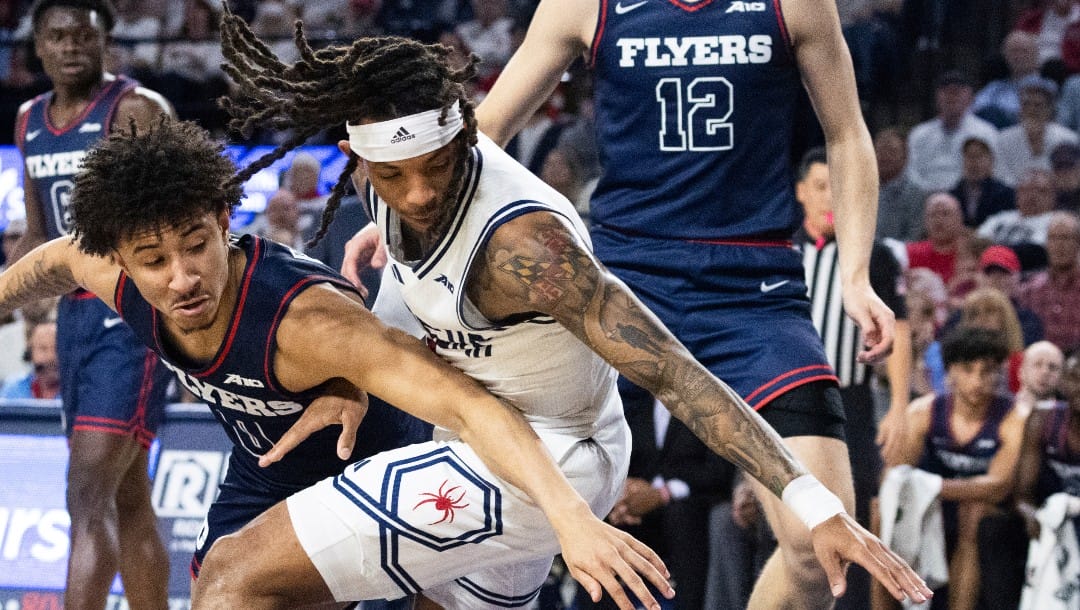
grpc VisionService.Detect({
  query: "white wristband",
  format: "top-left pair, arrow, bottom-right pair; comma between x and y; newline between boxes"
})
781,474 -> 845,531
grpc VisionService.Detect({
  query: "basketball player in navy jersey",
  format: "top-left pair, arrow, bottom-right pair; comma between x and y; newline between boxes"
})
11,1 -> 174,608
894,327 -> 1025,610
0,118 -> 674,610
339,1 -> 897,608
208,19 -> 929,610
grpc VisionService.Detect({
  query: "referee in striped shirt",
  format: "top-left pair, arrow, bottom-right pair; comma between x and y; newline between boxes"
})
794,147 -> 912,610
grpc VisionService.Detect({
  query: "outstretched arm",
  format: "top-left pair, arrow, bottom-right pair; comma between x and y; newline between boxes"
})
785,0 -> 894,363
272,286 -> 673,610
0,237 -> 121,316
476,212 -> 931,603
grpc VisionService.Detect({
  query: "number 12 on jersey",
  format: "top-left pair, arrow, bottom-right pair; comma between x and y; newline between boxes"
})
656,77 -> 734,152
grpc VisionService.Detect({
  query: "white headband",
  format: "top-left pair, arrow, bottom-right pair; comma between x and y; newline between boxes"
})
346,106 -> 464,162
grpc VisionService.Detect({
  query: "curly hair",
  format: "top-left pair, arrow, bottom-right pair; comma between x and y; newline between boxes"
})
71,117 -> 243,256
218,5 -> 479,245
30,0 -> 116,32
941,326 -> 1011,368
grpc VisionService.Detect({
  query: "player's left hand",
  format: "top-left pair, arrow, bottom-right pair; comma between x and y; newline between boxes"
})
811,512 -> 932,603
556,515 -> 674,610
258,384 -> 369,467
841,281 -> 895,364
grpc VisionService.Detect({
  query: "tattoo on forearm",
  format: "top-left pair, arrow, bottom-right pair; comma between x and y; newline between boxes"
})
1,250 -> 76,312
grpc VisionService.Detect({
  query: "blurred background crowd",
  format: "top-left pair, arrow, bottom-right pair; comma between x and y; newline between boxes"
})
3,0 -> 1080,609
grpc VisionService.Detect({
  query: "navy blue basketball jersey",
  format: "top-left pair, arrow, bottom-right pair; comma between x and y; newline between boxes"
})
588,0 -> 801,240
1036,403 -> 1080,501
919,394 -> 1013,480
16,76 -> 138,239
115,235 -> 368,487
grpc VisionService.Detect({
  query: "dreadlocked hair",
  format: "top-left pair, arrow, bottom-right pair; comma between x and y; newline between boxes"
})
218,4 -> 480,246
72,116 -> 243,256
30,0 -> 116,31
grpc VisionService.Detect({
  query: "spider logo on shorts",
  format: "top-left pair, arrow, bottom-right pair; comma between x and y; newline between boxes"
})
413,479 -> 470,525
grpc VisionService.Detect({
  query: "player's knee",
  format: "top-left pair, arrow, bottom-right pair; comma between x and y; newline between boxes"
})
65,465 -> 116,517
194,535 -> 251,607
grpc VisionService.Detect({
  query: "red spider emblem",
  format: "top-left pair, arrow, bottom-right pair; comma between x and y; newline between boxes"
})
413,480 -> 470,525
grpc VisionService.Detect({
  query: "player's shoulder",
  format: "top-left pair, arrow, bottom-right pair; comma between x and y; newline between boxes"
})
116,85 -> 175,124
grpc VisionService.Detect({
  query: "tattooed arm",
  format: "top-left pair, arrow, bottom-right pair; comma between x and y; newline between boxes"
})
0,236 -> 122,316
472,212 -> 803,496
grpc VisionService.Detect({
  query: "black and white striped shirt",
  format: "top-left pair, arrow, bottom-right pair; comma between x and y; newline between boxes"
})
796,230 -> 906,388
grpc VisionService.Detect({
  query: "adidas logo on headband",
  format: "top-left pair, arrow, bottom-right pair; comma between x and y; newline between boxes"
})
390,127 -> 415,144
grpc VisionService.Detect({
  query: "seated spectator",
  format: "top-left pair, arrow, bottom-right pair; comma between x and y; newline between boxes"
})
1013,352 -> 1080,608
907,71 -> 1000,193
891,326 -> 1026,610
1051,141 -> 1080,212
979,168 -> 1058,254
248,189 -> 303,250
973,30 -> 1042,129
908,192 -> 969,285
926,288 -> 1027,396
454,0 -> 513,79
110,0 -> 162,77
950,136 -> 1016,228
1019,211 -> 1080,352
942,244 -> 1046,347
1015,341 -> 1065,417
281,152 -> 327,244
997,76 -> 1079,186
540,144 -> 595,223
704,472 -> 774,610
875,127 -> 927,241
1015,0 -> 1080,66
0,320 -> 59,399
155,0 -> 227,129
907,268 -> 950,398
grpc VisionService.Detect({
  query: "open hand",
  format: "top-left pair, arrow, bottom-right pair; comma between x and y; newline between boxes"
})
258,383 -> 368,467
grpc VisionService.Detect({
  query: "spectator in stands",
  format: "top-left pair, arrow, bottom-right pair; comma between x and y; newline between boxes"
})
979,168 -> 1058,250
907,71 -> 999,193
454,0 -> 513,79
1013,352 -> 1080,609
1050,141 -> 1080,212
1014,340 -> 1065,417
997,76 -> 1078,186
950,136 -> 1016,228
908,192 -> 969,285
704,472 -> 774,610
892,326 -> 1026,610
281,152 -> 326,244
973,30 -> 1042,129
906,268 -> 948,398
540,144 -> 594,222
1019,211 -> 1080,352
876,127 -> 927,241
249,189 -> 303,250
0,320 -> 59,399
974,245 -> 1045,347
110,0 -> 161,77
156,0 -> 227,129
1016,0 -> 1080,66
250,1 -> 299,65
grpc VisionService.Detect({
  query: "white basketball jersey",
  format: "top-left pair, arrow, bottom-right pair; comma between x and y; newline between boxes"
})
367,134 -> 623,458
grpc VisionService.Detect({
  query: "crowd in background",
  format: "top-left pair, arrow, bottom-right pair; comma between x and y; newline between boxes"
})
2,0 -> 1080,609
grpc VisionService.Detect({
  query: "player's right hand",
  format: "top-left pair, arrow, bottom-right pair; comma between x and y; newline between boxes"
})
258,386 -> 369,467
557,515 -> 674,610
812,512 -> 932,603
341,222 -> 385,297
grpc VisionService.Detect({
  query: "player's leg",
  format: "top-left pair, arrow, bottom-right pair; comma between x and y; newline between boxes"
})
60,297 -> 171,610
115,445 -> 170,609
948,501 -> 991,610
745,435 -> 855,610
65,430 -> 162,610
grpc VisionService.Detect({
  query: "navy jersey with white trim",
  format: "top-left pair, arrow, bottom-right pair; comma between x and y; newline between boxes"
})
919,394 -> 1012,480
17,76 -> 138,240
589,0 -> 801,239
115,234 -> 368,487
